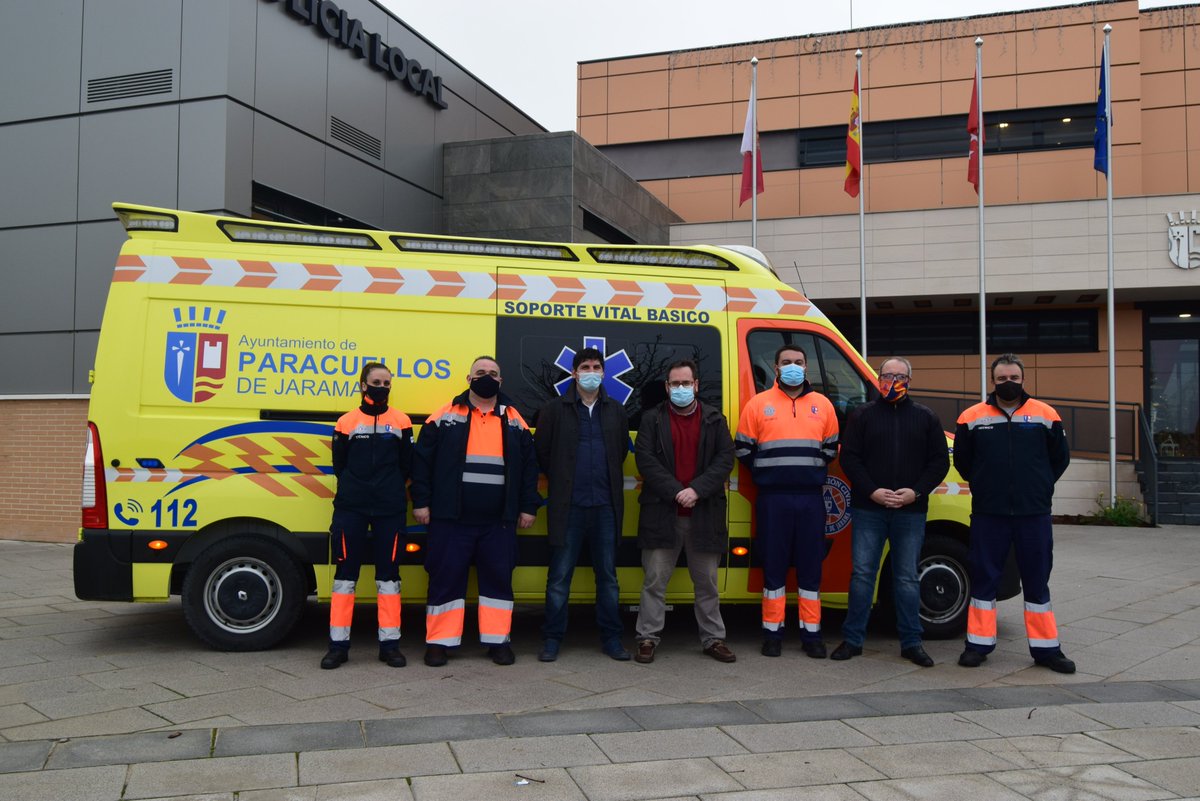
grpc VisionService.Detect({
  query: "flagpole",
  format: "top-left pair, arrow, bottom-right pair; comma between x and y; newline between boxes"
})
857,49 -> 867,359
1103,24 -> 1116,506
751,56 -> 759,249
976,37 -> 987,400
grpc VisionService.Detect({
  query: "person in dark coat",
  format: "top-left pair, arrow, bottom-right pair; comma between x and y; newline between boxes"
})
534,347 -> 631,662
632,359 -> 737,664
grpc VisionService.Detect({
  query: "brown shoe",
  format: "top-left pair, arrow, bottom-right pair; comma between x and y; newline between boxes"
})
703,640 -> 737,663
634,640 -> 656,664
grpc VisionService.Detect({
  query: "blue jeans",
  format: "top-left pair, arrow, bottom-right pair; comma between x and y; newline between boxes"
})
841,506 -> 926,650
541,504 -> 622,646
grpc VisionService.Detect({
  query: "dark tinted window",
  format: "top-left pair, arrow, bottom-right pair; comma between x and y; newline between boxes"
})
829,309 -> 1098,355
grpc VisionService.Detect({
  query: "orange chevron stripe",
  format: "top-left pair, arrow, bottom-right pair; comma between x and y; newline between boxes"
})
245,474 -> 296,497
274,436 -> 324,474
237,260 -> 277,288
171,257 -> 213,285
226,436 -> 275,475
293,474 -> 335,498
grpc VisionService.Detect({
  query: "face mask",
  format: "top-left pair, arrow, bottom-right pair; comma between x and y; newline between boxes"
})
363,384 -> 389,407
994,380 -> 1023,403
879,375 -> 910,403
577,372 -> 603,392
470,375 -> 500,399
778,364 -> 806,387
669,386 -> 696,407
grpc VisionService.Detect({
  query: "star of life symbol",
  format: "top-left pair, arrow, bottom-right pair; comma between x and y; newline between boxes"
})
1167,211 -> 1200,269
553,336 -> 634,405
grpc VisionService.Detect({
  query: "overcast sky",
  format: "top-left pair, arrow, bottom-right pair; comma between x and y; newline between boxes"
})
380,0 -> 1178,131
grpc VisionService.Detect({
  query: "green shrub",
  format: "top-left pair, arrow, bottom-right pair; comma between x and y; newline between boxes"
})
1092,494 -> 1145,526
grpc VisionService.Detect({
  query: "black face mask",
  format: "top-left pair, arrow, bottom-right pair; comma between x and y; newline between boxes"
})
470,375 -> 500,399
363,384 -> 390,408
994,381 -> 1023,403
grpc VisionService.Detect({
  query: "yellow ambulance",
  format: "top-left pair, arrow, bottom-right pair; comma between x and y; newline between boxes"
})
76,204 -> 981,650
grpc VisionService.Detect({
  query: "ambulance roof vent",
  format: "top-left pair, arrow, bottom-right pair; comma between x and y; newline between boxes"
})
87,69 -> 173,103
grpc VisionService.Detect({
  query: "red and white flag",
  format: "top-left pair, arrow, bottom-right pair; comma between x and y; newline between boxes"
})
844,72 -> 862,197
967,66 -> 983,193
739,84 -> 764,205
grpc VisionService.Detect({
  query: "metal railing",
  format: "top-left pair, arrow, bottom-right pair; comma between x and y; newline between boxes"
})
1137,406 -> 1160,525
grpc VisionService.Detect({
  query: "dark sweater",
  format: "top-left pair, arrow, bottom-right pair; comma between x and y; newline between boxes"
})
839,396 -> 950,513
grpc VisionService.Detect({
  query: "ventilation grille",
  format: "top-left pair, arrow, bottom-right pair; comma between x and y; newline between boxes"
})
87,69 -> 174,103
330,116 -> 382,160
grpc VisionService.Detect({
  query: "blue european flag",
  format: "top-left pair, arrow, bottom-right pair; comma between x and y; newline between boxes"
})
1094,49 -> 1109,175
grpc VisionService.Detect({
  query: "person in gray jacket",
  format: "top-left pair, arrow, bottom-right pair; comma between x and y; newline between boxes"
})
633,360 -> 737,664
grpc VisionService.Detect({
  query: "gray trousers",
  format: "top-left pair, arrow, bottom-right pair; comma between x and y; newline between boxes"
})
635,515 -> 727,648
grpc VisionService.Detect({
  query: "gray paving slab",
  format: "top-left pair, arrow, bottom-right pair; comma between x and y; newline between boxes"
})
852,688 -> 989,716
738,695 -> 880,723
622,702 -> 764,731
499,708 -> 640,738
450,733 -> 609,772
721,719 -> 878,753
958,704 -> 1113,737
695,786 -> 869,801
47,728 -> 212,769
1120,755 -> 1200,797
124,754 -> 298,799
411,767 -> 584,801
1089,725 -> 1200,759
842,711 -> 1000,745
973,733 -> 1142,769
2,706 -> 173,741
956,683 -> 1089,709
591,726 -> 748,762
0,701 -> 47,728
312,780 -> 414,801
0,764 -> 128,801
845,740 -> 1019,779
0,738 -> 51,772
135,794 -> 234,801
988,763 -> 1177,801
712,749 -> 885,790
296,742 -> 458,785
214,720 -> 363,757
238,788 -> 318,801
569,757 -> 743,801
1068,681 -> 1198,704
1073,700 -> 1200,729
1155,679 -> 1200,699
850,772 -> 1035,801
364,713 -> 506,746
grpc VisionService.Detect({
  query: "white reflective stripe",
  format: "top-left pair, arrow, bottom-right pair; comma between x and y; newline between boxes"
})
801,621 -> 821,632
332,580 -> 356,595
428,634 -> 462,646
757,438 -> 821,451
436,412 -> 468,425
970,598 -> 997,611
966,633 -> 997,645
463,473 -> 505,485
376,580 -> 400,596
753,456 -> 827,468
1028,637 -> 1060,648
762,620 -> 783,631
378,627 -> 400,642
481,633 -> 510,644
426,599 -> 466,616
622,476 -> 639,490
799,589 -> 820,601
465,455 -> 505,465
330,626 -> 350,642
729,477 -> 739,492
479,596 -> 514,611
966,415 -> 1007,429
734,433 -> 756,445
1024,601 -> 1053,614
762,587 -> 786,600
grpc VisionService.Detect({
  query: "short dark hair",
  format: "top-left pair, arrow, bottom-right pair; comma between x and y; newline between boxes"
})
470,355 -> 500,374
774,344 -> 807,365
572,347 -> 605,371
359,361 -> 389,384
990,352 -> 1025,379
666,359 -> 699,381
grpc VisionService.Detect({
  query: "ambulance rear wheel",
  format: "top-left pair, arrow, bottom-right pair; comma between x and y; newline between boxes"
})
182,536 -> 305,651
916,533 -> 971,639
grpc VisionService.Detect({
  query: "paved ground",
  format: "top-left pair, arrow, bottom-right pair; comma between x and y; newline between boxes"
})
1,523 -> 1199,799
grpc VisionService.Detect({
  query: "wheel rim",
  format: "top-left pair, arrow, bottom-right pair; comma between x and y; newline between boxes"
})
202,556 -> 283,635
918,553 -> 969,626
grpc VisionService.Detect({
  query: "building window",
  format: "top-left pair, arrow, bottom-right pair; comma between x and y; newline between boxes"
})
828,308 -> 1099,355
251,183 -> 374,230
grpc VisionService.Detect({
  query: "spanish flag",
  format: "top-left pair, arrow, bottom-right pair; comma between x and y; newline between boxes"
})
967,65 -> 983,193
844,72 -> 862,197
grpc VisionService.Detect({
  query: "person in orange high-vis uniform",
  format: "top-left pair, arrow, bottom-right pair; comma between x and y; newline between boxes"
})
736,345 -> 839,660
954,353 -> 1075,674
321,363 -> 413,670
411,356 -> 540,668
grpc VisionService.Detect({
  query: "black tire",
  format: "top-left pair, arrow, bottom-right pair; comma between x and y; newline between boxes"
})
181,535 -> 305,651
917,532 -> 971,639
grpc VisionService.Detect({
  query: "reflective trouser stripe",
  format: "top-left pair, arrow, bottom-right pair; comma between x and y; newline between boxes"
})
426,599 -> 465,646
762,587 -> 786,632
966,598 -> 998,646
1024,601 -> 1059,649
330,579 -> 356,644
479,596 -> 514,644
377,580 -> 401,644
799,589 -> 821,633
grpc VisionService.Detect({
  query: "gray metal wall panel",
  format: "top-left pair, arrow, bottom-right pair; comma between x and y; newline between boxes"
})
181,0 -> 257,103
434,88 -> 477,147
75,221 -> 128,331
0,333 -> 74,394
252,114 -> 325,207
324,149 -> 384,229
385,18 -> 439,80
224,102 -> 255,216
384,175 -> 436,234
326,6 -> 386,164
0,0 -> 84,124
77,106 -> 180,221
73,330 -> 100,394
80,0 -> 182,112
179,101 -> 231,212
0,118 -> 80,228
384,85 -> 438,192
475,85 -> 544,136
0,226 -> 77,334
254,1 -> 328,140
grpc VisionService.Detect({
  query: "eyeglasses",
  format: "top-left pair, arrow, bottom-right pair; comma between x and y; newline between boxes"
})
879,373 -> 909,381
667,381 -> 695,389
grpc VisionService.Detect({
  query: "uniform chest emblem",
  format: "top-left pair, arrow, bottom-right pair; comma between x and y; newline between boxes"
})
810,405 -> 820,416
764,405 -> 775,417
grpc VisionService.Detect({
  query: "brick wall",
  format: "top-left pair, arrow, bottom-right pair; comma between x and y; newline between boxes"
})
0,399 -> 88,542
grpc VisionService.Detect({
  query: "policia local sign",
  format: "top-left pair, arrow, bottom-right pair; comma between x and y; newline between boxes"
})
266,0 -> 448,110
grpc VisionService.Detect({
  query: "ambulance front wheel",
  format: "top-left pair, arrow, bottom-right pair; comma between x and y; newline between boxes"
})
182,536 -> 306,651
915,533 -> 971,639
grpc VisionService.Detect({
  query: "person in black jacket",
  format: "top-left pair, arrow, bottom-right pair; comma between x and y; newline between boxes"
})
831,357 -> 949,667
534,348 -> 631,662
321,362 -> 414,670
632,360 -> 737,664
411,356 -> 540,668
